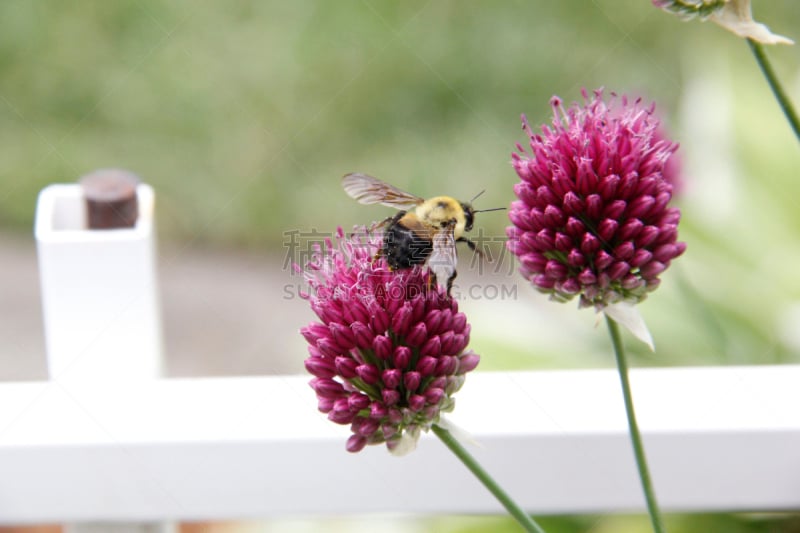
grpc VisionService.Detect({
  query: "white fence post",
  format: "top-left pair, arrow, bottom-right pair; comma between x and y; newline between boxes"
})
34,173 -> 170,533
35,174 -> 163,381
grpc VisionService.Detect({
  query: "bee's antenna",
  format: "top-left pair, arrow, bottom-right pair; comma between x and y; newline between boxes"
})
473,207 -> 507,213
470,189 -> 486,203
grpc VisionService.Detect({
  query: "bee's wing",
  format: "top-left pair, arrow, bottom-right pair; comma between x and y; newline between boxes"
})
427,221 -> 458,294
342,173 -> 424,209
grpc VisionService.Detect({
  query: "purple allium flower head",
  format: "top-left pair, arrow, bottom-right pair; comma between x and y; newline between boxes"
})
507,89 -> 686,309
300,228 -> 479,453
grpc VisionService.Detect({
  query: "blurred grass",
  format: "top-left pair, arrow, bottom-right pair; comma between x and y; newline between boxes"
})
2,1 -> 800,531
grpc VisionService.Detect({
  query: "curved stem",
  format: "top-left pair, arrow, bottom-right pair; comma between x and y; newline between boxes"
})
747,39 -> 800,142
605,316 -> 667,533
431,424 -> 547,533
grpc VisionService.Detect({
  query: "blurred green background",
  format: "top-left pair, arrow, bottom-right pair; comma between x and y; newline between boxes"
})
1,1 -> 799,531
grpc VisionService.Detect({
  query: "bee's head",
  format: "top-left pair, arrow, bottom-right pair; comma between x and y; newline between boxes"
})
460,202 -> 476,232
465,188 -> 506,232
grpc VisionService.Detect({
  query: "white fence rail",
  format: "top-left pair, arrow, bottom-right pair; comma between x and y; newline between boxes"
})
0,366 -> 798,523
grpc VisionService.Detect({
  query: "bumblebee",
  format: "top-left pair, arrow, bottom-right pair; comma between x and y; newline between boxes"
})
341,173 -> 502,295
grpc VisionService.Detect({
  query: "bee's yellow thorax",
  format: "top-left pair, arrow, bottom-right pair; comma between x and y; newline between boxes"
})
415,196 -> 467,238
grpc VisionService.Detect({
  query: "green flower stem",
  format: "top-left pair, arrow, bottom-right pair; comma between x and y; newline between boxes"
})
431,424 -> 547,533
605,316 -> 666,533
747,39 -> 800,142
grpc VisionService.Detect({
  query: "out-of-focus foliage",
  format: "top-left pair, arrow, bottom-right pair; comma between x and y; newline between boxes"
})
1,1 -> 799,531
2,0 -> 793,245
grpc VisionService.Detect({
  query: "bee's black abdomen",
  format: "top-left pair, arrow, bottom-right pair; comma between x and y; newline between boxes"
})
384,212 -> 432,269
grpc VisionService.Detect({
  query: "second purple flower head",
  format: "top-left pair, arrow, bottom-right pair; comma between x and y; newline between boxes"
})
507,89 -> 686,309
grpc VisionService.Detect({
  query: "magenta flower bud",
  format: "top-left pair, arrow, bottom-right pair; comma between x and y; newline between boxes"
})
382,369 -> 402,390
304,357 -> 336,379
368,301 -> 389,334
653,243 -> 680,263
595,250 -> 614,270
507,89 -> 685,308
329,322 -> 356,350
416,356 -> 438,376
346,434 -> 367,453
438,309 -> 454,332
372,335 -> 392,360
581,233 -> 601,254
393,346 -> 411,369
452,312 -> 467,334
317,397 -> 334,413
342,302 -> 370,328
429,376 -> 447,390
636,225 -> 660,248
521,253 -> 547,271
353,417 -> 380,438
435,356 -> 458,376
545,260 -> 567,280
585,194 -> 603,220
619,218 -> 644,241
382,389 -> 401,407
640,260 -> 667,279
565,216 -> 585,237
421,335 -> 442,356
300,229 -> 480,452
597,218 -> 619,243
567,249 -> 586,267
457,352 -> 480,374
613,241 -> 635,261
391,303 -> 413,337
318,303 -> 344,326
332,397 -> 350,415
316,338 -> 341,358
328,409 -> 356,425
438,331 -> 455,354
388,408 -> 403,425
603,199 -> 627,220
452,332 -> 469,355
356,364 -> 380,385
423,405 -> 439,421
351,322 -> 373,350
535,229 -> 555,250
385,288 -> 403,315
404,371 -> 422,392
408,394 -> 426,412
599,174 -> 620,200
348,393 -> 370,411
425,310 -> 445,335
405,322 -> 428,347
309,378 -> 345,399
560,278 -> 581,294
381,424 -> 397,440
425,388 -> 445,405
300,323 -> 330,345
543,205 -> 565,227
608,261 -> 631,281
335,356 -> 358,379
370,401 -> 388,419
554,232 -> 573,252
563,191 -> 585,214
577,268 -> 597,285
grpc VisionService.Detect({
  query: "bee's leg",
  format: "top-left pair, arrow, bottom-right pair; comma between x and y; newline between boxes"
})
446,270 -> 457,297
457,237 -> 485,259
368,216 -> 395,234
